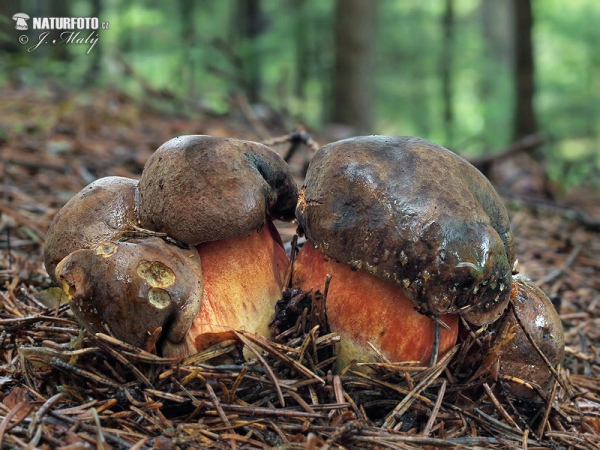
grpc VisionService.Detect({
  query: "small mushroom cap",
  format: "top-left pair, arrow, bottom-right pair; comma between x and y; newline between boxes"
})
138,135 -> 299,245
296,136 -> 515,326
56,237 -> 203,351
44,177 -> 138,284
493,275 -> 565,399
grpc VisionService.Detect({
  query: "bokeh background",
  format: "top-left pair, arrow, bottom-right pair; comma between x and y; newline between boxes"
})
1,0 -> 600,193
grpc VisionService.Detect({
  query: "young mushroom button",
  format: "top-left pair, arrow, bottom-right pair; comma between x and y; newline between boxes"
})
487,274 -> 565,400
56,237 -> 203,352
294,136 -> 515,368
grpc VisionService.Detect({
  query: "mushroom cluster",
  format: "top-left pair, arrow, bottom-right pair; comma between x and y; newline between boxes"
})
45,133 -> 564,399
44,135 -> 298,358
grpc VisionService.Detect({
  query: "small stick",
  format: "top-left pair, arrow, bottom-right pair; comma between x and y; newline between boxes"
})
430,320 -> 440,367
205,382 -> 231,427
91,408 -> 109,450
233,330 -> 286,407
322,273 -> 332,302
537,378 -> 558,438
423,379 -> 447,436
228,366 -> 248,404
209,403 -> 325,419
95,333 -> 177,363
282,234 -> 298,290
482,383 -> 522,432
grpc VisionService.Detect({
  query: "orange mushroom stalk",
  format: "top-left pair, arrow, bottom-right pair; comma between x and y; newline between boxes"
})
294,241 -> 459,368
162,220 -> 288,358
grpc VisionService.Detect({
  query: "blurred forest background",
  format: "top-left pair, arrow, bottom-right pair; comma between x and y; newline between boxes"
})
1,0 -> 600,193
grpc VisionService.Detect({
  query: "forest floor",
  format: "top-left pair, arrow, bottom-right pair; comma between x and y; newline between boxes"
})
0,86 -> 599,449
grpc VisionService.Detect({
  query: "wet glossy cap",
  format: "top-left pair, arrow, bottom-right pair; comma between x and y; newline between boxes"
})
138,135 -> 299,245
296,136 -> 515,326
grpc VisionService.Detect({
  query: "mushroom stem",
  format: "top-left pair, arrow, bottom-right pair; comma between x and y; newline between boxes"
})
162,219 -> 288,358
293,241 -> 459,370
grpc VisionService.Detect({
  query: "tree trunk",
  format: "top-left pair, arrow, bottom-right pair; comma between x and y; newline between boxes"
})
440,0 -> 455,146
0,0 -> 21,55
513,0 -> 536,140
236,0 -> 265,103
47,0 -> 72,62
293,0 -> 309,100
84,0 -> 102,86
179,0 -> 196,99
331,0 -> 377,133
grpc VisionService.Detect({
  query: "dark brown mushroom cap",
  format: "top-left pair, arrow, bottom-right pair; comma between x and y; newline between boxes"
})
492,275 -> 564,399
296,136 -> 515,326
56,237 -> 203,350
43,177 -> 139,285
138,135 -> 299,245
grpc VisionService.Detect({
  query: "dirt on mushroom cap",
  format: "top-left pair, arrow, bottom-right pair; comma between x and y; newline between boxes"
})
296,136 -> 515,326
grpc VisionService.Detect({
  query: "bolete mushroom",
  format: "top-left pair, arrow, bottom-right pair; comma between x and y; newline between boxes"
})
138,135 -> 298,245
45,135 -> 298,358
294,136 -> 515,368
487,274 -> 565,400
137,135 -> 298,357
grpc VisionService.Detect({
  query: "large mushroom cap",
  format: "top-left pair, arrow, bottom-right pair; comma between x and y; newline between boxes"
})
296,136 -> 515,326
43,176 -> 138,284
56,237 -> 203,351
138,135 -> 299,245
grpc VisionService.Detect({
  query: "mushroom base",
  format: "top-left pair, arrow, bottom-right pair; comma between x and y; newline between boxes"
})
162,220 -> 288,358
293,242 -> 459,370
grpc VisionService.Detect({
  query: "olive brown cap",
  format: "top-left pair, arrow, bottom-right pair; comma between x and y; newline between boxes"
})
43,176 -> 138,285
138,135 -> 299,245
490,274 -> 565,399
56,237 -> 203,350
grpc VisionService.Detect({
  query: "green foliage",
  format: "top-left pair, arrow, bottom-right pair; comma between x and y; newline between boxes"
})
1,0 -> 599,189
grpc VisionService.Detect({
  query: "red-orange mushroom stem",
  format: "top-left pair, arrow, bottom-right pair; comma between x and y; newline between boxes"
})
162,220 -> 288,358
294,241 -> 459,367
